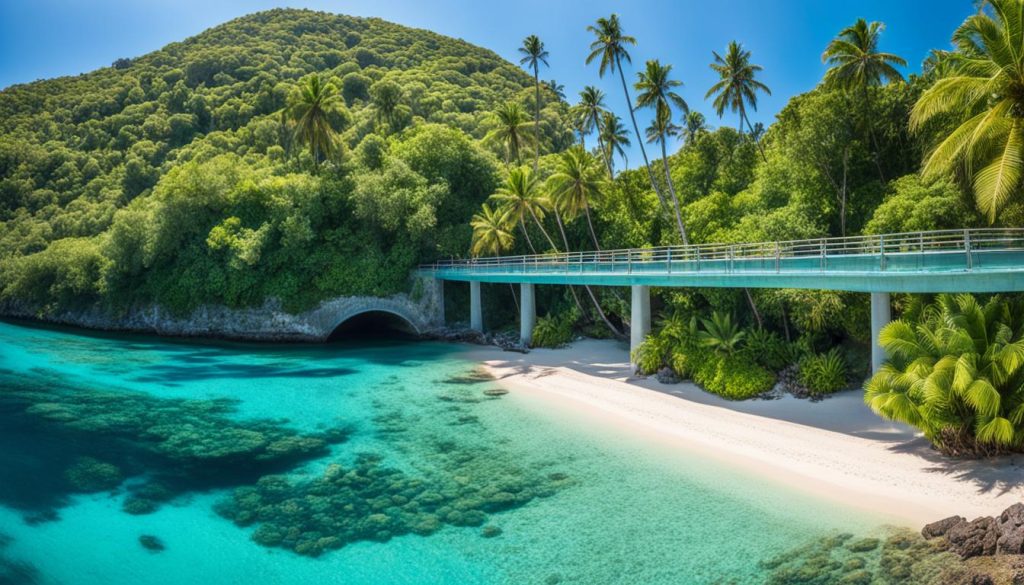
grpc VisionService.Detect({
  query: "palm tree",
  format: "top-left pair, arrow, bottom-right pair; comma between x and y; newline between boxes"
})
911,0 -> 1024,223
548,146 -> 606,250
470,204 -> 514,257
682,111 -> 708,146
370,80 -> 405,134
519,35 -> 549,171
865,294 -> 1024,456
489,166 -> 557,252
544,79 -> 566,100
635,59 -> 690,244
823,18 -> 907,182
586,14 -> 669,213
698,312 -> 745,355
706,41 -> 771,162
287,75 -> 342,167
599,111 -> 631,176
576,86 -> 612,173
645,107 -> 688,245
484,102 -> 534,166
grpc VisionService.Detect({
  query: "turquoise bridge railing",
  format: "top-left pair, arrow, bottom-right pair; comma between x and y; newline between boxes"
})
420,229 -> 1024,293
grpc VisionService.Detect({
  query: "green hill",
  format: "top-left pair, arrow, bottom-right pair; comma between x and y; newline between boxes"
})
0,8 -> 572,314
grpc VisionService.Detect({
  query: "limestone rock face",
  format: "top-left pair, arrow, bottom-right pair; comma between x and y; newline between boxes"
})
946,516 -> 998,559
922,515 -> 967,539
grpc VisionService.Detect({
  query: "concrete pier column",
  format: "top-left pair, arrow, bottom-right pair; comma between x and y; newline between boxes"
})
870,292 -> 891,374
470,281 -> 483,332
520,283 -> 536,346
631,285 -> 651,364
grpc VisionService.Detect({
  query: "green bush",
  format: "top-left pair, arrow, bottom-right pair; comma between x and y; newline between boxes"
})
531,313 -> 574,349
711,356 -> 776,400
631,335 -> 667,375
741,328 -> 789,371
798,348 -> 848,395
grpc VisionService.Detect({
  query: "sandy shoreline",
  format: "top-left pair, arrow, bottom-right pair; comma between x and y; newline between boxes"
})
465,339 -> 1024,528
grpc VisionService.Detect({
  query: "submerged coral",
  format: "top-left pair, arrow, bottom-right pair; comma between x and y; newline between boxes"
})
0,533 -> 40,585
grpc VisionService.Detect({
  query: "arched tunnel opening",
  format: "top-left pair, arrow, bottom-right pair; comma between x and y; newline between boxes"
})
327,311 -> 419,342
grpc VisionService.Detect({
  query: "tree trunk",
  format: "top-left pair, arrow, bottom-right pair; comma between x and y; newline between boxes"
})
533,66 -> 541,172
554,207 -> 620,337
509,283 -> 520,312
744,288 -> 764,329
660,136 -> 689,245
596,132 -> 614,179
583,201 -> 601,251
616,55 -> 669,216
518,218 -> 537,254
528,207 -> 559,252
743,110 -> 768,163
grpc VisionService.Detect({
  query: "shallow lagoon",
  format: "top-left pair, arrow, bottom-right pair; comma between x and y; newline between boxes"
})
0,319 -> 908,584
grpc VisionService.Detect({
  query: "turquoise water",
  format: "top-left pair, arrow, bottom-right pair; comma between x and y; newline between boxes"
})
0,319 -> 896,584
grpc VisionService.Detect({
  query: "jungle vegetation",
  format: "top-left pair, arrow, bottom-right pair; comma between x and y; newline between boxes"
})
1,5 -> 1023,451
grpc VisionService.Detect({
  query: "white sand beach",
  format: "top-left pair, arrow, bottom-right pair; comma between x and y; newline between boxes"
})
468,339 -> 1024,527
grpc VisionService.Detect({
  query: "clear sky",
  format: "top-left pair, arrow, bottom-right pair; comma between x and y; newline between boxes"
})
0,0 -> 974,165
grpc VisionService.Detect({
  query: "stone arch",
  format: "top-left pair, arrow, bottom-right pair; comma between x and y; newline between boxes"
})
328,307 -> 422,338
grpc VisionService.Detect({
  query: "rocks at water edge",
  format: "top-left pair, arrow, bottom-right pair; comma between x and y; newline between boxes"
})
922,503 -> 1024,559
139,535 -> 165,553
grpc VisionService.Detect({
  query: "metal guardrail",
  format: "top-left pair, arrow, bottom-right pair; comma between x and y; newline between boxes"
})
421,229 -> 1024,275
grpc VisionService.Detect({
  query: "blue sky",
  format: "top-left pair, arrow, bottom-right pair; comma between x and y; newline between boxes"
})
0,0 -> 973,164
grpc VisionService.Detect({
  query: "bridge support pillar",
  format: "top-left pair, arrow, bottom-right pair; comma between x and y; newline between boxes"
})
631,285 -> 651,368
871,292 -> 891,374
470,281 -> 483,332
520,283 -> 535,346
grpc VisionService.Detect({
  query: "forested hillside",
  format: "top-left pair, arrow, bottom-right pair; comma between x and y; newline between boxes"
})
0,9 -> 573,312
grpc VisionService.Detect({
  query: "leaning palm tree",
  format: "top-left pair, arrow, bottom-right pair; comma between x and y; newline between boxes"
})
823,18 -> 906,182
865,293 -> 1024,456
645,106 -> 688,245
911,0 -> 1024,223
706,41 -> 771,162
586,14 -> 668,212
548,146 -> 606,250
484,102 -> 534,166
599,111 -> 631,176
635,59 -> 690,244
287,75 -> 342,167
682,111 -> 708,146
489,166 -> 557,252
470,204 -> 515,257
519,35 -> 549,171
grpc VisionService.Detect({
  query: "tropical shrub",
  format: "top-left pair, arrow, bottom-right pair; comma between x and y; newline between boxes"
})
865,294 -> 1024,457
701,355 -> 776,400
698,311 -> 745,354
798,348 -> 848,395
741,328 -> 789,371
531,312 -> 574,349
631,334 -> 668,375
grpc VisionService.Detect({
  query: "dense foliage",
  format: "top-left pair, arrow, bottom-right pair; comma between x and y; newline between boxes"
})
0,9 -> 561,313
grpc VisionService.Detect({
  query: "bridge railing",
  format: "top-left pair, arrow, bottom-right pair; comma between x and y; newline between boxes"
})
421,228 -> 1024,274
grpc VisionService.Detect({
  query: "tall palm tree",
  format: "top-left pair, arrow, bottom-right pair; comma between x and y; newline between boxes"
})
635,59 -> 690,244
645,107 -> 687,245
287,75 -> 342,167
586,14 -> 669,213
576,86 -> 611,173
544,79 -> 566,100
484,102 -> 534,166
489,166 -> 557,252
548,146 -> 606,250
911,0 -> 1024,223
706,41 -> 771,162
600,111 -> 631,176
519,35 -> 549,171
823,18 -> 906,182
470,204 -> 514,257
682,111 -> 708,146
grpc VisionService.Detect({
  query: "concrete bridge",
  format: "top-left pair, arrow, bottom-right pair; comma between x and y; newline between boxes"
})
420,229 -> 1024,372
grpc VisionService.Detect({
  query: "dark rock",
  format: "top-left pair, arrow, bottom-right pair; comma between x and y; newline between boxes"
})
480,525 -> 502,538
482,388 -> 508,397
997,503 -> 1024,554
846,538 -> 879,553
947,516 -> 998,558
655,367 -> 680,385
922,515 -> 967,539
139,535 -> 165,553
970,574 -> 995,585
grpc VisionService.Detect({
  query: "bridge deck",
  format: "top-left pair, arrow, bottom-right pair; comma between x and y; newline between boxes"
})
420,229 -> 1024,293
